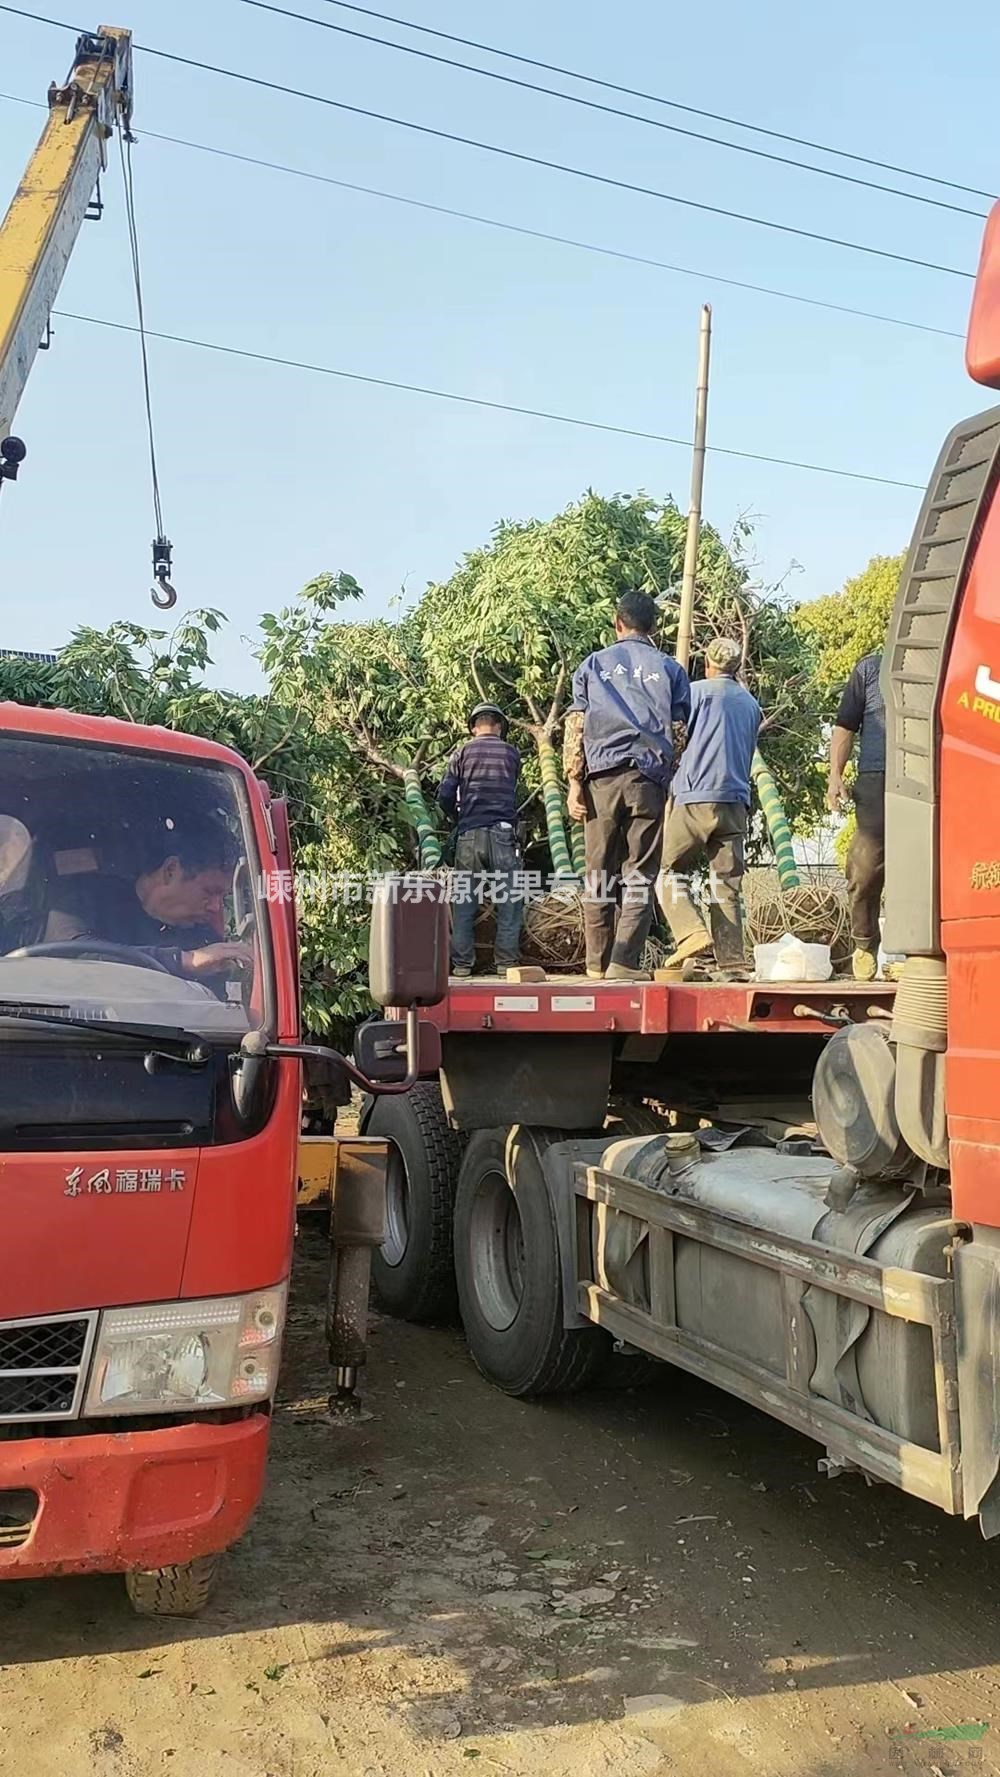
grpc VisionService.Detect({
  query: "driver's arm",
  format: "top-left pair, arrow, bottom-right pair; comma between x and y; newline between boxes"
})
180,942 -> 252,978
45,904 -> 188,976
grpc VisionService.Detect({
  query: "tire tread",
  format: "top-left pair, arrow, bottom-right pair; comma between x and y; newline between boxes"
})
125,1554 -> 220,1618
456,1129 -> 602,1398
369,1083 -> 464,1322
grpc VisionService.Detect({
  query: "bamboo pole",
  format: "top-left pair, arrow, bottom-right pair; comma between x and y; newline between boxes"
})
675,305 -> 712,674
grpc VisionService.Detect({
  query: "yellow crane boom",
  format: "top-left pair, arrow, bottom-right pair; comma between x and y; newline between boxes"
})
0,26 -> 133,454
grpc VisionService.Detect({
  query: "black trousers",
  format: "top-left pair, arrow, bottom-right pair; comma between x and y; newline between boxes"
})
846,771 -> 885,952
583,768 -> 665,971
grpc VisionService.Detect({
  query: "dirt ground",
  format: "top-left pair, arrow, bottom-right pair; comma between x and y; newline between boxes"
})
3,1229 -> 1000,1777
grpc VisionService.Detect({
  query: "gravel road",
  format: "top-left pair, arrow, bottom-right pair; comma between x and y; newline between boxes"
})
2,1227 -> 998,1776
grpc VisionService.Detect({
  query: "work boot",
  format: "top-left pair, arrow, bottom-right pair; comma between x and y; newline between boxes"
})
852,947 -> 878,982
660,931 -> 714,971
605,963 -> 652,982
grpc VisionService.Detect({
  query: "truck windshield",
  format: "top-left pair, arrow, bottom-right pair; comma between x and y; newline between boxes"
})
0,734 -> 269,1040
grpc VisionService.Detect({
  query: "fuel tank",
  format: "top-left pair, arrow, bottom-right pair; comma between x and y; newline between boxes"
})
596,1139 -> 953,1452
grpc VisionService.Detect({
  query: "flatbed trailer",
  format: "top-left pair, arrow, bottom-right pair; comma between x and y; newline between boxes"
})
410,973 -> 895,1136
421,973 -> 893,1036
359,202 -> 1000,1537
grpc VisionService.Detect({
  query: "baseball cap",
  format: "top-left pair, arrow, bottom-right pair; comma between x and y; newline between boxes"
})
705,636 -> 742,671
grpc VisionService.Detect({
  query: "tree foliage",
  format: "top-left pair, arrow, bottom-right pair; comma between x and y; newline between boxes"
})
793,553 -> 904,706
789,551 -> 905,847
0,490 -> 845,1027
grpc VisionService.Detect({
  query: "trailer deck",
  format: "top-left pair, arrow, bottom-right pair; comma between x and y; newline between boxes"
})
423,975 -> 896,1037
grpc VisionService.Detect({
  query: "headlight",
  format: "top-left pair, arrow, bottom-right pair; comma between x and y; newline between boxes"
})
83,1285 -> 287,1416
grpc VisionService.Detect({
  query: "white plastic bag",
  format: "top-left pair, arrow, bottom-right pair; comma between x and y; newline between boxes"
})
753,932 -> 832,983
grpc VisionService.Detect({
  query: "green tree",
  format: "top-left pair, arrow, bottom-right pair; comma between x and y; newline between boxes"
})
255,574 -> 432,1030
0,608 -> 354,1036
793,553 -> 904,706
0,495 -> 830,1032
411,492 -> 819,859
791,551 -> 905,861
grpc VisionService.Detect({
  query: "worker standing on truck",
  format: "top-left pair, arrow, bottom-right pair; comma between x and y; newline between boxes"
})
827,652 -> 886,981
438,702 -> 523,977
658,636 -> 761,978
565,590 -> 691,982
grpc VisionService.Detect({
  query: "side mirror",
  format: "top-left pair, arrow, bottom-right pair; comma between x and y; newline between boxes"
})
369,874 -> 448,1009
354,1017 -> 442,1083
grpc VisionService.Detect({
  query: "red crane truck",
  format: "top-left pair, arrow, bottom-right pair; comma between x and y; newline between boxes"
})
0,706 -> 446,1611
0,23 -> 449,1614
363,204 -> 1000,1536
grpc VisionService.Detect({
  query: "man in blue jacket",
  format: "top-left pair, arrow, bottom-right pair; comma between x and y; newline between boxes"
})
659,636 -> 762,977
564,590 -> 691,981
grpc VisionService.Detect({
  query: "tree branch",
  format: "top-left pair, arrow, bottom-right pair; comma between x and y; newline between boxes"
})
252,715 -> 301,774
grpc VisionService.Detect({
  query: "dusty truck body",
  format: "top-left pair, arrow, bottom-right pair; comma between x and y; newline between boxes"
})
361,204 -> 1000,1535
0,708 -> 443,1611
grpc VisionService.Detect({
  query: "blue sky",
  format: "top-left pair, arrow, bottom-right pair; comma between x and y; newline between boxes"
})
0,0 -> 994,688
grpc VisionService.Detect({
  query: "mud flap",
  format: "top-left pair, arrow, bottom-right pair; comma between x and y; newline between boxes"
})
532,1137 -> 614,1329
440,1033 -> 611,1131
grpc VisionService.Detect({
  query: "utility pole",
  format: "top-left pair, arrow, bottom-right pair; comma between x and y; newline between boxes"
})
675,304 -> 712,673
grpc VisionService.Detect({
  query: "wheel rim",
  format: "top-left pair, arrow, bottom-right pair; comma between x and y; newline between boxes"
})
468,1164 -> 524,1331
381,1143 -> 410,1268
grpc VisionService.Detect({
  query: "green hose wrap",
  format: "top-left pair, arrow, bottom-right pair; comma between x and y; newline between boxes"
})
402,766 -> 442,869
537,736 -> 576,881
569,814 -> 586,876
751,749 -> 800,890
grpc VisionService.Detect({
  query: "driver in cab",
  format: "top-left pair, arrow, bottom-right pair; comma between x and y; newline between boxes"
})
46,817 -> 251,980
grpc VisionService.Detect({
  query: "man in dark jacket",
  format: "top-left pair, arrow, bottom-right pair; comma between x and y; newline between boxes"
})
438,702 -> 522,977
828,651 -> 886,980
47,815 -> 248,979
658,636 -> 761,977
564,590 -> 691,981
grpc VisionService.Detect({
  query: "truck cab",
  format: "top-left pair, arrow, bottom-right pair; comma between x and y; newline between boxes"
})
0,704 -> 301,1612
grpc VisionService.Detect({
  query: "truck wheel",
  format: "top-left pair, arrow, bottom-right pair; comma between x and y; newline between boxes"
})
125,1554 -> 221,1618
367,1083 -> 464,1323
594,1345 -> 658,1390
605,1102 -> 670,1137
454,1128 -> 603,1397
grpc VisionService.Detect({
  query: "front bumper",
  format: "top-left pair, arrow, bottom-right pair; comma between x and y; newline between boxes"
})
0,1412 -> 270,1580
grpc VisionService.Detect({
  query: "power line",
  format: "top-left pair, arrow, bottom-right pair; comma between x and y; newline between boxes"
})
0,6 -> 976,282
50,307 -> 925,491
234,0 -> 988,221
309,0 -> 998,204
0,91 -> 964,340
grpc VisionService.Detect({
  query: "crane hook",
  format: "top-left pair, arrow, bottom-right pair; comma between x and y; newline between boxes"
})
151,535 -> 176,610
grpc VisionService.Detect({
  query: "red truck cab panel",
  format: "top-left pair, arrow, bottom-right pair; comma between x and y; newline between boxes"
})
967,201 -> 1000,390
939,460 -> 1000,1221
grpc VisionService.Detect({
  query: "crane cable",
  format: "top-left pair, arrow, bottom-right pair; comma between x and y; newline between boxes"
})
116,123 -> 176,609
